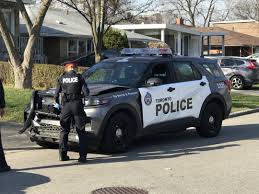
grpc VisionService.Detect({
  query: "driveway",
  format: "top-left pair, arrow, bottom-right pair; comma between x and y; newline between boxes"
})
1,113 -> 259,194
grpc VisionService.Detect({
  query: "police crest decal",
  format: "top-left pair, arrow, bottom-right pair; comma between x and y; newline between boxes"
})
144,92 -> 152,106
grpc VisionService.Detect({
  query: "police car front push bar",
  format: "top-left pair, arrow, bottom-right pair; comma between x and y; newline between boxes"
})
19,91 -> 38,134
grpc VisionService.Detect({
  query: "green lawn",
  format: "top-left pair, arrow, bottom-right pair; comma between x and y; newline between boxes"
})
1,86 -> 259,123
231,93 -> 259,113
0,86 -> 32,123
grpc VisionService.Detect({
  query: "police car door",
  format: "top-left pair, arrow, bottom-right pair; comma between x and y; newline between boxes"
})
172,61 -> 211,120
139,62 -> 177,128
139,61 -> 211,128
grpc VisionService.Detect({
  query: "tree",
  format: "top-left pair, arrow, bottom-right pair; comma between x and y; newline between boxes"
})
0,0 -> 52,89
57,0 -> 154,63
161,0 -> 230,27
233,0 -> 259,20
103,28 -> 128,50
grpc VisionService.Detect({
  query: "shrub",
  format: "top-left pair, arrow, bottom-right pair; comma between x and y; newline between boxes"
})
148,41 -> 169,48
103,28 -> 129,50
0,61 -> 87,89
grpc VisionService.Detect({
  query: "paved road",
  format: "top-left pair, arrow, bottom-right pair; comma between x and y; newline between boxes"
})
1,113 -> 259,194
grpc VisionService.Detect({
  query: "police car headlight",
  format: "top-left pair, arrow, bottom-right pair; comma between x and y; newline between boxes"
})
85,97 -> 111,106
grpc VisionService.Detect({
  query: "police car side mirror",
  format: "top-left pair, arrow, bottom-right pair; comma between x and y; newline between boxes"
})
146,77 -> 163,87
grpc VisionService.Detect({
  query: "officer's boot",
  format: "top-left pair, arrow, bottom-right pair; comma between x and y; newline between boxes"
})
59,151 -> 70,161
78,153 -> 87,163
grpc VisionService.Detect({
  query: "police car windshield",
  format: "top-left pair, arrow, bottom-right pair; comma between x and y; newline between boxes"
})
83,61 -> 149,87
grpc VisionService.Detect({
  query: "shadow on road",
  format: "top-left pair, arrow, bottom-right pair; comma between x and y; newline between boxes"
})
15,123 -> 259,171
5,147 -> 43,151
0,171 -> 50,194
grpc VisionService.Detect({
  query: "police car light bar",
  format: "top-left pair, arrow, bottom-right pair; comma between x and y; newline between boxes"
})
121,48 -> 173,56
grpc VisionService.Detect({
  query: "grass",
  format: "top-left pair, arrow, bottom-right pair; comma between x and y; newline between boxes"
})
231,93 -> 259,112
1,86 -> 259,123
0,86 -> 32,123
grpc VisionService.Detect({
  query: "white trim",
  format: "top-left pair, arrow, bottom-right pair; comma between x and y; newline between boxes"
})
161,29 -> 165,42
113,24 -> 201,36
4,0 -> 35,4
201,32 -> 228,36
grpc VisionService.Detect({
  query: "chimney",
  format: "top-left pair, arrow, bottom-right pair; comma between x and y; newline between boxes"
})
176,17 -> 184,25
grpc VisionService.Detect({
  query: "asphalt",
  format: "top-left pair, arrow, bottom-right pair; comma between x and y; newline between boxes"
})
1,113 -> 259,194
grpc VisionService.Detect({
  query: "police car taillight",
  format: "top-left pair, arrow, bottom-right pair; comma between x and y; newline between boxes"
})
224,80 -> 232,91
121,48 -> 173,56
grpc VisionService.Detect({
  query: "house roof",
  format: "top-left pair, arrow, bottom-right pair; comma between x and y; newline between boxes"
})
113,23 -> 201,36
199,27 -> 259,46
20,6 -> 160,42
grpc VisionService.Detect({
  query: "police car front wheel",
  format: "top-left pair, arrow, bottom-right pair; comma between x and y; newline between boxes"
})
101,112 -> 136,153
196,103 -> 223,138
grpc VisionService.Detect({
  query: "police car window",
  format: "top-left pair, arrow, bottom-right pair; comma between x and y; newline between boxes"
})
174,62 -> 201,82
150,64 -> 170,84
84,62 -> 149,87
201,63 -> 223,77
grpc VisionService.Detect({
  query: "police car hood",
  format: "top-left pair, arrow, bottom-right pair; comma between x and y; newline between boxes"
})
88,84 -> 130,96
38,84 -> 130,96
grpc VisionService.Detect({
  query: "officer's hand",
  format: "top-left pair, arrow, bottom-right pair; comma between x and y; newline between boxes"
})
53,103 -> 61,110
0,108 -> 5,118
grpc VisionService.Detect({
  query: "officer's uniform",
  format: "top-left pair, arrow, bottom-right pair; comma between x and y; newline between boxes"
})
0,79 -> 10,172
55,70 -> 89,162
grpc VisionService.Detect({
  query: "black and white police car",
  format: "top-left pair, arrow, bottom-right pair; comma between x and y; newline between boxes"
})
23,48 -> 232,153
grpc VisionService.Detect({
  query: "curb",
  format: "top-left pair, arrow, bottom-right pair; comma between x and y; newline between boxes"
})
228,107 -> 259,119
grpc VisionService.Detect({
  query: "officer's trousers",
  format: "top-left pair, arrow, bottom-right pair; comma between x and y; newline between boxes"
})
59,100 -> 87,157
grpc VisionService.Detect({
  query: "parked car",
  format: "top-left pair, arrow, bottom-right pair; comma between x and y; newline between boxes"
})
23,48 -> 232,153
247,53 -> 259,63
63,50 -> 121,67
210,57 -> 259,90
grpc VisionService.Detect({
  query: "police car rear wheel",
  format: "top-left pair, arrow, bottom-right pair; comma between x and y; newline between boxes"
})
197,103 -> 223,138
101,113 -> 135,153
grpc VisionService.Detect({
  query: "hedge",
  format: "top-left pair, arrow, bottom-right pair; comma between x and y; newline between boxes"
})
0,61 -> 87,89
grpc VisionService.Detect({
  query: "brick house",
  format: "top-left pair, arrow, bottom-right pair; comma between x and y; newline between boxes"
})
200,20 -> 259,57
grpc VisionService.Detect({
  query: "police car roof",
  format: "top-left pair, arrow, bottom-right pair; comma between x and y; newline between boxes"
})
103,56 -> 217,64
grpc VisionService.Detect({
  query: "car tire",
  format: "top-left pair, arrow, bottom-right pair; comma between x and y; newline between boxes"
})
244,85 -> 253,89
101,112 -> 136,153
196,103 -> 223,138
35,140 -> 58,149
231,76 -> 244,90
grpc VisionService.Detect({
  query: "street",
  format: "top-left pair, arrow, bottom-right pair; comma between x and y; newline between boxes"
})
1,113 -> 259,194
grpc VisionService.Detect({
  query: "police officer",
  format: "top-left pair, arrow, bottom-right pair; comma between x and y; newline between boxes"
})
0,79 -> 10,172
55,63 -> 89,163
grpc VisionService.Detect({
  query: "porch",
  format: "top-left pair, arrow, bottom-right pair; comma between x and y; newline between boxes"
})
113,24 -> 227,57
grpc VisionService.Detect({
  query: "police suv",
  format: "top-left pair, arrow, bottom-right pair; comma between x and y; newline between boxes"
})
24,48 -> 232,153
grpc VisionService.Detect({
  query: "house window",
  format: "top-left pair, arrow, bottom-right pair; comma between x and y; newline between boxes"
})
68,39 -> 78,59
79,40 -> 86,56
87,39 -> 92,54
67,39 -> 88,59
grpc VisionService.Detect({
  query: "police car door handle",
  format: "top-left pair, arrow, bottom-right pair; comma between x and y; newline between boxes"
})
200,82 -> 207,86
167,87 -> 175,92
